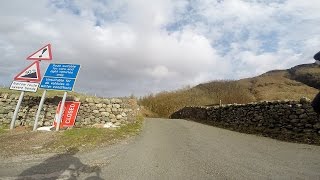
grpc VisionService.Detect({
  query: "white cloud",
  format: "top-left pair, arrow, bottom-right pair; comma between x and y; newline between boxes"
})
0,0 -> 319,96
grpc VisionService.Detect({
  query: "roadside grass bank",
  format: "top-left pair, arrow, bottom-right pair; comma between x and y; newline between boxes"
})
0,115 -> 144,157
48,115 -> 144,152
0,126 -> 8,134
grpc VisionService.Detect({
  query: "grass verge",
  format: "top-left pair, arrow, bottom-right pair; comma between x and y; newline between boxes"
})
0,116 -> 144,157
46,115 -> 144,152
0,127 -> 7,134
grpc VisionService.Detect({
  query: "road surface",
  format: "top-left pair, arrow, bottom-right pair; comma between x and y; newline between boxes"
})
1,118 -> 320,179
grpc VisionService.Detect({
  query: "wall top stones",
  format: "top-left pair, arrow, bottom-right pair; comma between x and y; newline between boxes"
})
184,97 -> 311,109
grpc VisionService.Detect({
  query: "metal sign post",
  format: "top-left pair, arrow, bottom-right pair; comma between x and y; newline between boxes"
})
10,91 -> 25,129
56,91 -> 67,131
29,43 -> 52,131
33,90 -> 47,131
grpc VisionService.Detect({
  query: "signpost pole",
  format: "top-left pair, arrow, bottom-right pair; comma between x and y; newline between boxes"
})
10,91 -> 25,130
56,91 -> 67,131
33,90 -> 47,131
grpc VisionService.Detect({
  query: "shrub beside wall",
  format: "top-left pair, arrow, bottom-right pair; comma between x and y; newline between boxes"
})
0,93 -> 139,128
170,98 -> 320,145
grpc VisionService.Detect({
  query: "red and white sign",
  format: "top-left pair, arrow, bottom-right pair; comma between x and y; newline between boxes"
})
54,101 -> 81,127
27,44 -> 52,60
14,61 -> 41,82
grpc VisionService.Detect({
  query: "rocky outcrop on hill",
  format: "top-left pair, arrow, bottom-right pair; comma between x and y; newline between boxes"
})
287,63 -> 320,89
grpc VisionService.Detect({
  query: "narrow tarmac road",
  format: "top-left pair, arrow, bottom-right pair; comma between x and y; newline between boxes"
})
1,118 -> 320,179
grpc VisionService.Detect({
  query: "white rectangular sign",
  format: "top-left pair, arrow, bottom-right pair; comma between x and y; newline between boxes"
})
10,81 -> 39,92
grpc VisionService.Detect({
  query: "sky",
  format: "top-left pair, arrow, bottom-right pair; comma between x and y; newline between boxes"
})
1,0 -> 320,97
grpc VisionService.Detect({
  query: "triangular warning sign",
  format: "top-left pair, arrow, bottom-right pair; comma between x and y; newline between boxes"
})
27,44 -> 52,60
14,61 -> 41,82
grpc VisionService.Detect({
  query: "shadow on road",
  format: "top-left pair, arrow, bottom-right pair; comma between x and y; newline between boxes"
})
17,147 -> 104,180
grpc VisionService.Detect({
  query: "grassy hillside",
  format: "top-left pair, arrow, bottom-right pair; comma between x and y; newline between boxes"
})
140,81 -> 255,118
140,63 -> 319,118
238,69 -> 318,101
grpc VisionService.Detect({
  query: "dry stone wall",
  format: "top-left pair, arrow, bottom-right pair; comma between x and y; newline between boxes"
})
0,93 -> 139,128
170,98 -> 320,145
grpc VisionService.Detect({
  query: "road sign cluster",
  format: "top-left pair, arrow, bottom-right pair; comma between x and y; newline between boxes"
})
9,44 -> 81,131
9,45 -> 52,92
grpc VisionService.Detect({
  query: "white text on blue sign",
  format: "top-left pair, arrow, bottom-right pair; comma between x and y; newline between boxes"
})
44,64 -> 80,79
40,63 -> 80,91
40,77 -> 75,91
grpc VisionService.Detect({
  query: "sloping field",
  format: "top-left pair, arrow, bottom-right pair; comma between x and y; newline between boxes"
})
140,63 -> 319,117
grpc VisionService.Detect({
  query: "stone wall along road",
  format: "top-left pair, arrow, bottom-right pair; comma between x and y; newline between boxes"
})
0,93 -> 140,128
171,98 -> 320,145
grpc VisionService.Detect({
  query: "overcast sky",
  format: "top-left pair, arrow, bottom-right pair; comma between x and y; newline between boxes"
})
1,0 -> 320,97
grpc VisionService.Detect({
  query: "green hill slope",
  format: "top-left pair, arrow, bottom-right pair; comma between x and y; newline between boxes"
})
140,63 -> 320,117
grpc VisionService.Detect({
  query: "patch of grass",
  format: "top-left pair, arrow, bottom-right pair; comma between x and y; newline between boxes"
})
0,128 -> 7,134
47,116 -> 143,151
0,125 -> 9,134
56,128 -> 109,148
115,114 -> 143,136
0,116 -> 144,157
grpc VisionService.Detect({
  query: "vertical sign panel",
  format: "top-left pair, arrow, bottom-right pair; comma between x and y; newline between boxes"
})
40,63 -> 80,91
53,101 -> 81,127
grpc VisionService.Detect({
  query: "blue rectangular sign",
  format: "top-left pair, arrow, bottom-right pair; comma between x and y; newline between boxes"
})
40,77 -> 76,91
44,64 -> 80,79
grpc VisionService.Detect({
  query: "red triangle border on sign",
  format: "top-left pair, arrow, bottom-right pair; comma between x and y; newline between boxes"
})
27,44 -> 52,60
14,61 -> 41,82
